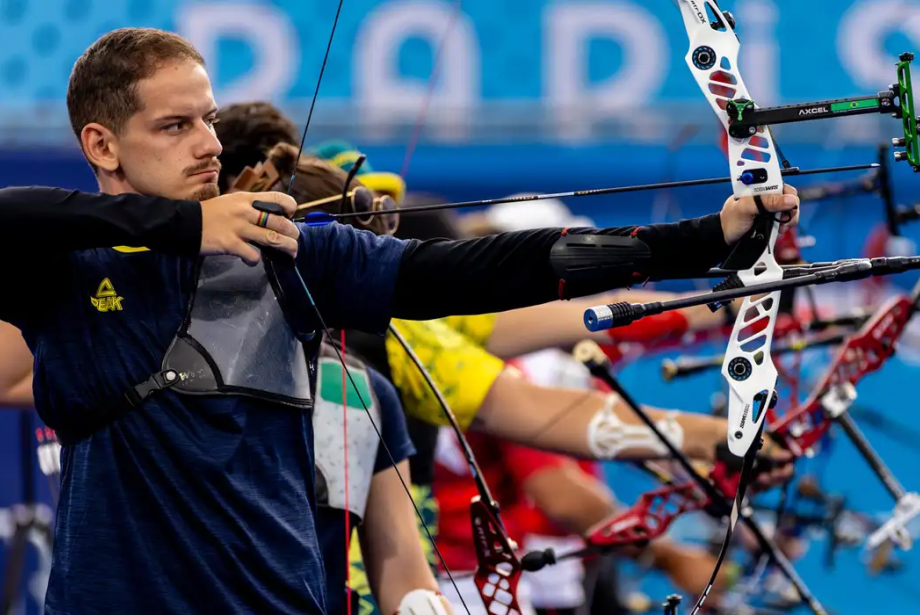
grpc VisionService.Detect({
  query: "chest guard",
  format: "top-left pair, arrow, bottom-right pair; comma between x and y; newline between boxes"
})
55,253 -> 319,446
163,255 -> 315,407
313,343 -> 382,521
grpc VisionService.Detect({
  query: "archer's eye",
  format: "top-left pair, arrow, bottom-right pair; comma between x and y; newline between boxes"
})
163,121 -> 189,134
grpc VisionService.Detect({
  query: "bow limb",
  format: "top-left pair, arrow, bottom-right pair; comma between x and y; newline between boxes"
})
771,286 -> 920,455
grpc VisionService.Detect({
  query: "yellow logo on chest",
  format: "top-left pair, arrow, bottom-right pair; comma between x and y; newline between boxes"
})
90,277 -> 124,312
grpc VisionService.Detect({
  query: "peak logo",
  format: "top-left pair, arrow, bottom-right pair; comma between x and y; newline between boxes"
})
90,277 -> 124,313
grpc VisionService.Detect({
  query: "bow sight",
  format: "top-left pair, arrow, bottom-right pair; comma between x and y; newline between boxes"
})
724,52 -> 920,173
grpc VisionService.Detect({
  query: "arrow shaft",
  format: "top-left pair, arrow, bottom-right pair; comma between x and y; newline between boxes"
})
328,163 -> 879,220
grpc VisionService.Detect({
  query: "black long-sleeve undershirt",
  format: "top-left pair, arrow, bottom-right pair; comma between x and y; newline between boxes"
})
0,187 -> 201,256
391,214 -> 730,319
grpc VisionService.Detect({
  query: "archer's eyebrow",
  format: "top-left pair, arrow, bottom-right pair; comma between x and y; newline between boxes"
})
154,107 -> 220,124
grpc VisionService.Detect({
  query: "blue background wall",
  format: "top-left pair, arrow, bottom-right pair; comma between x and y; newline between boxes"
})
4,0 -> 920,613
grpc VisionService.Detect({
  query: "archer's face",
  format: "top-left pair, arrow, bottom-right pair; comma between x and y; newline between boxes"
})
115,59 -> 222,201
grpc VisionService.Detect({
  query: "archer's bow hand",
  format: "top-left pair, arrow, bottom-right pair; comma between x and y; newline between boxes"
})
719,184 -> 801,245
753,435 -> 795,490
713,436 -> 794,494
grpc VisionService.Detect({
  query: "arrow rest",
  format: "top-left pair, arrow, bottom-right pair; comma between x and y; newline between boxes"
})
663,594 -> 683,615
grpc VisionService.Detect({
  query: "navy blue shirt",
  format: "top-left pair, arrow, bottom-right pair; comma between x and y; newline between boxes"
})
4,223 -> 406,615
317,367 -> 415,615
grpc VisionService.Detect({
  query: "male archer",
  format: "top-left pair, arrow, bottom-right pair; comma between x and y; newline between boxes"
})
0,28 -> 799,615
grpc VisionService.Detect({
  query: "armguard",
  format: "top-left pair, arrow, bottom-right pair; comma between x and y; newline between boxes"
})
550,231 -> 652,282
587,394 -> 684,459
395,589 -> 450,615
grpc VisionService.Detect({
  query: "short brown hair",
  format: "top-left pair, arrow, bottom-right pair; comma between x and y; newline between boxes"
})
67,28 -> 205,147
215,102 -> 300,193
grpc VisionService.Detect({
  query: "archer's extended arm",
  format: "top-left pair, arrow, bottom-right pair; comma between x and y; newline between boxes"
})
483,291 -> 729,359
474,369 -> 726,462
381,319 -> 726,463
0,187 -> 202,256
389,191 -> 797,320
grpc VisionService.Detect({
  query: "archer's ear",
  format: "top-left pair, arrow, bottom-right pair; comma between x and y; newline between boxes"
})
80,123 -> 120,173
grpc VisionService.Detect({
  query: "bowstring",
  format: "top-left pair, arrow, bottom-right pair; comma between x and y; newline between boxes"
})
399,0 -> 463,179
341,330 -> 352,615
287,3 -> 474,613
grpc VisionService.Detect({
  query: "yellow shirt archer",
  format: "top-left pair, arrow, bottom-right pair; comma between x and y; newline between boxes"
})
385,314 -> 501,430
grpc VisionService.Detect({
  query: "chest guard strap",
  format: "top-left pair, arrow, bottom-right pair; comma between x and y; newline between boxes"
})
55,369 -> 181,445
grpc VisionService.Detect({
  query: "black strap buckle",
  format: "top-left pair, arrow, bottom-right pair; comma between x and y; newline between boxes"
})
124,369 -> 181,407
55,369 -> 184,446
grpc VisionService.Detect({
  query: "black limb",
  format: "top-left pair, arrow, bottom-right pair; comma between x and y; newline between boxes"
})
833,412 -> 907,501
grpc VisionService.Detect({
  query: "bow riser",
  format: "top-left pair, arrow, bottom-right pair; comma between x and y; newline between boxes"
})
679,0 -> 786,456
585,483 -> 708,548
470,498 -> 524,615
766,292 -> 920,555
583,461 -> 763,550
772,295 -> 914,455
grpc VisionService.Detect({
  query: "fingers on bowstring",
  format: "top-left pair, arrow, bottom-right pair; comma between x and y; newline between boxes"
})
239,224 -> 300,259
246,200 -> 301,240
779,209 -> 801,233
757,193 -> 800,213
253,191 -> 298,218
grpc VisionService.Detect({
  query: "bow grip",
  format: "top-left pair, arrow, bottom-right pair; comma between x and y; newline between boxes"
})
721,210 -> 775,272
251,201 -> 317,343
711,438 -> 786,499
708,206 -> 775,311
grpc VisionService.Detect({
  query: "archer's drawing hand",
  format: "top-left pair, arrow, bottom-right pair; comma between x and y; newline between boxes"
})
720,184 -> 800,245
200,191 -> 300,265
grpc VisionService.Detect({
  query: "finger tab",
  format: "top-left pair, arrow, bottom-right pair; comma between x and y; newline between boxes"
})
253,200 -> 286,215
